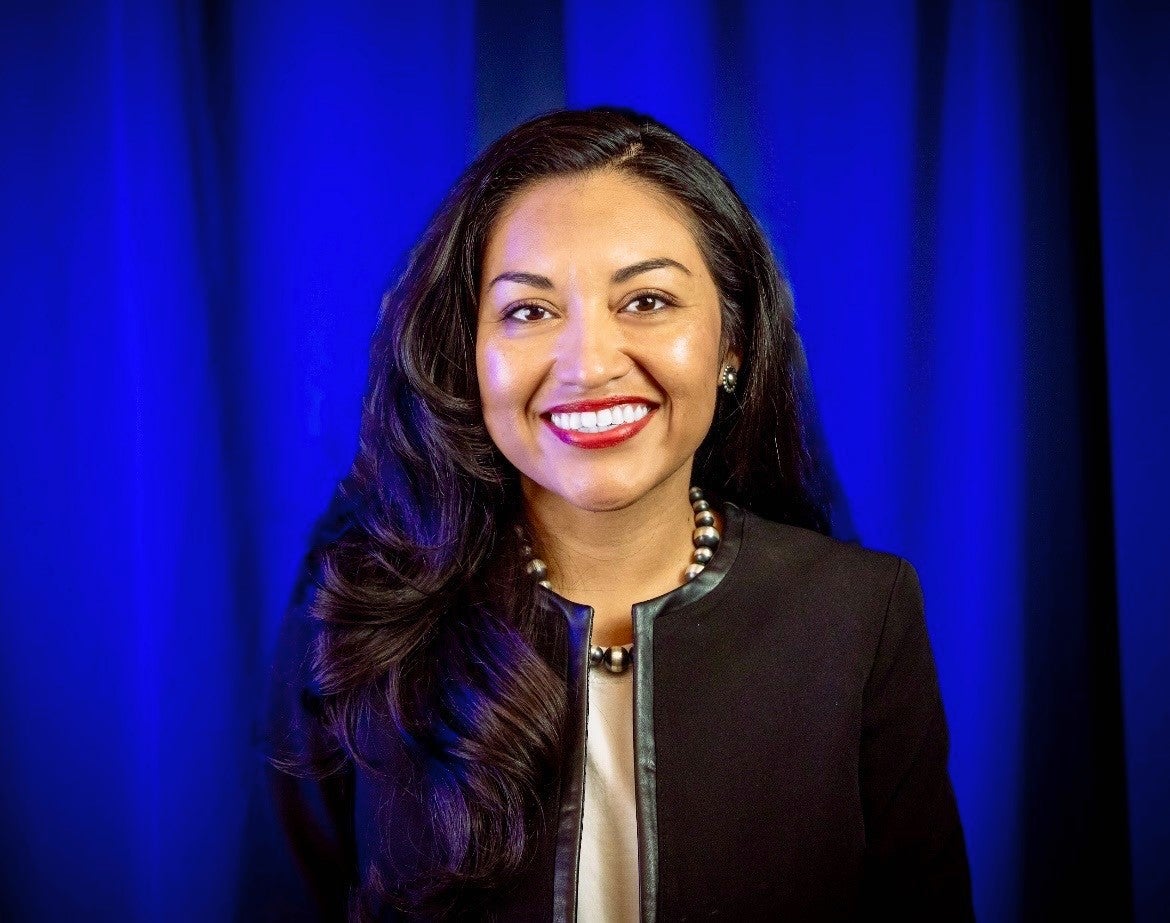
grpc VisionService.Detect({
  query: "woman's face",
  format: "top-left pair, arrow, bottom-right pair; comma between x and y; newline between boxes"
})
475,168 -> 736,513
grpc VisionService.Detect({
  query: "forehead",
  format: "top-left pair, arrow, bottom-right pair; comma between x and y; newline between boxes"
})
480,170 -> 703,280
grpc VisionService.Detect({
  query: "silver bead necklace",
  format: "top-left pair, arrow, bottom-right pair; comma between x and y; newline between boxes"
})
518,486 -> 721,674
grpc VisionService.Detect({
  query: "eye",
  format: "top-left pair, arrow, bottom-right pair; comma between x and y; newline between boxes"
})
502,303 -> 554,323
621,291 -> 676,314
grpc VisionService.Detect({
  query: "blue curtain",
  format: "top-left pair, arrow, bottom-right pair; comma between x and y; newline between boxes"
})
1,2 -> 1165,920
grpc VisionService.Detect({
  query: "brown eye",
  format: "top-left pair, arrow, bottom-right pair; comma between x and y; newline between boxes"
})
504,304 -> 553,322
622,292 -> 674,314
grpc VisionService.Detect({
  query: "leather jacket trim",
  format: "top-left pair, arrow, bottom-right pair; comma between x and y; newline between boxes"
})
542,495 -> 746,922
630,496 -> 744,922
551,598 -> 593,922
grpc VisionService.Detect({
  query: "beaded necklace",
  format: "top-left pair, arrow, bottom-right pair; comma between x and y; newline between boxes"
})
518,486 -> 721,674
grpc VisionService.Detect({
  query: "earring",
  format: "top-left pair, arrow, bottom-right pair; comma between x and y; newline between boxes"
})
719,364 -> 738,394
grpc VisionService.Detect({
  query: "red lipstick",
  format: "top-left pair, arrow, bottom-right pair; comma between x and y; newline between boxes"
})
541,404 -> 658,449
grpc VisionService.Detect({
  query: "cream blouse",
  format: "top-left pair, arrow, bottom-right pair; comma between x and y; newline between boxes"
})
577,643 -> 640,922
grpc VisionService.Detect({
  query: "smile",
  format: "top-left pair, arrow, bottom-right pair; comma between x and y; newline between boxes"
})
542,404 -> 657,449
550,403 -> 650,432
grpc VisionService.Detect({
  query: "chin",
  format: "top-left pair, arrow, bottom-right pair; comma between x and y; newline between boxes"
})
520,472 -> 630,510
560,477 -> 652,512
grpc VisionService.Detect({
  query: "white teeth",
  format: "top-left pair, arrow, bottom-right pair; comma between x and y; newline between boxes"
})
549,403 -> 651,433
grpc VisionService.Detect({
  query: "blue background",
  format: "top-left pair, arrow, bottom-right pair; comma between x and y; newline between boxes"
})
1,1 -> 1166,920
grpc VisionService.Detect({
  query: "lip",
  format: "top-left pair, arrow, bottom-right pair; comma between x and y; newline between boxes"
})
542,405 -> 658,449
543,396 -> 659,414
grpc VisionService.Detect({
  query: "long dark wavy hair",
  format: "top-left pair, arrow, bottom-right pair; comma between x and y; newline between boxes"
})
278,106 -> 833,919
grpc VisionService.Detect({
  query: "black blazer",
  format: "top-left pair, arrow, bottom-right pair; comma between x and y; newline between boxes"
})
245,498 -> 975,921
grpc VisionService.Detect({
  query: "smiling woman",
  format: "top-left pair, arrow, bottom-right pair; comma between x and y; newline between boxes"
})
258,107 -> 975,922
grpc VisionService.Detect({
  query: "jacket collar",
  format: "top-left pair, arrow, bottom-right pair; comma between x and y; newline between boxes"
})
535,495 -> 747,922
535,495 -> 747,626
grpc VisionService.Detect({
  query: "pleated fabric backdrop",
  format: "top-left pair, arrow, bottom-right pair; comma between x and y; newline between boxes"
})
1,1 -> 1165,921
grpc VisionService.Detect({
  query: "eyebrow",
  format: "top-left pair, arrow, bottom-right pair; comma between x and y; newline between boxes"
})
488,257 -> 692,291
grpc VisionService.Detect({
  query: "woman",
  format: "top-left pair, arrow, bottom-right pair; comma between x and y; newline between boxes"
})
257,106 -> 975,921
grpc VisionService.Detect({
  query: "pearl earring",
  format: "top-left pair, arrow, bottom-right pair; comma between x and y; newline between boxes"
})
719,364 -> 738,394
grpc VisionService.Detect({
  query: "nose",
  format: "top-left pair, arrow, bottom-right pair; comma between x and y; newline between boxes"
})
553,297 -> 630,390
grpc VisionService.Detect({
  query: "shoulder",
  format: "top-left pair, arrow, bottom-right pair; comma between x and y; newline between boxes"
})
738,506 -> 909,610
732,506 -> 929,693
731,506 -> 927,670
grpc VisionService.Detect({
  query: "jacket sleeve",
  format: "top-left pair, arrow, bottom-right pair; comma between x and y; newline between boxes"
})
237,550 -> 359,922
858,557 -> 976,921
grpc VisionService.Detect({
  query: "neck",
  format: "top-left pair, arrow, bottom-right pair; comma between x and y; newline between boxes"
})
520,468 -> 716,623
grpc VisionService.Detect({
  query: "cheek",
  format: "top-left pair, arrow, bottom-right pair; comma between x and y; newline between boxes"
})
660,326 -> 721,391
476,342 -> 507,408
477,340 -> 530,415
665,333 -> 699,366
